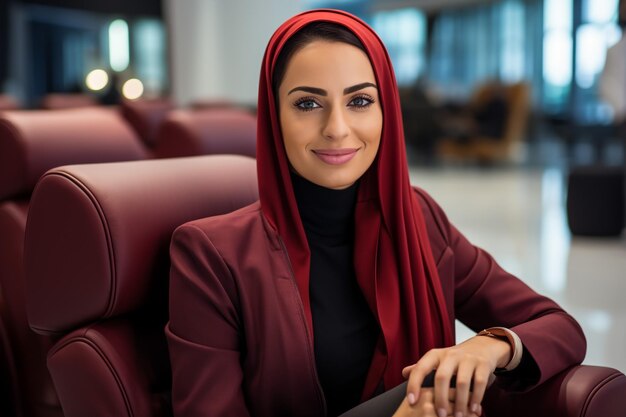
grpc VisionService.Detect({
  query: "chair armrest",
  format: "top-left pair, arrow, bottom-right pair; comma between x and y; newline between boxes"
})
484,365 -> 626,417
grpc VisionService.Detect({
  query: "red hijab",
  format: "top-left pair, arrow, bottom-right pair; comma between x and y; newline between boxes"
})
256,9 -> 454,397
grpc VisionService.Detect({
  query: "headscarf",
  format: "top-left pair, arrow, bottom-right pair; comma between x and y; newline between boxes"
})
256,9 -> 455,397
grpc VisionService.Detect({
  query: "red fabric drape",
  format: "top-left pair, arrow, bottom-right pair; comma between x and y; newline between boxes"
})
256,9 -> 455,397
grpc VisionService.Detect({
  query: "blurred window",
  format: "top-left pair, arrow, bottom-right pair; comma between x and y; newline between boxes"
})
542,0 -> 573,111
574,0 -> 621,122
428,0 -> 542,103
372,8 -> 426,86
500,0 -> 525,83
133,19 -> 167,95
109,19 -> 129,72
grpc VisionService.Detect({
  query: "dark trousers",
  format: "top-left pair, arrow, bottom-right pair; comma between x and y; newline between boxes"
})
339,382 -> 407,417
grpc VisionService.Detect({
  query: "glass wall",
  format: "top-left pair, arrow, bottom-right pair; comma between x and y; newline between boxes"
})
542,0 -> 573,112
425,0 -> 543,103
7,3 -> 168,106
574,0 -> 621,122
372,8 -> 427,86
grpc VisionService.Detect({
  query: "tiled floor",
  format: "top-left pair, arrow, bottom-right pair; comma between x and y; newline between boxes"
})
409,164 -> 626,373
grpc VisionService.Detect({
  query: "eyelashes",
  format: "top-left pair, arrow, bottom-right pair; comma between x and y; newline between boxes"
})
349,94 -> 375,109
293,96 -> 321,112
292,94 -> 376,112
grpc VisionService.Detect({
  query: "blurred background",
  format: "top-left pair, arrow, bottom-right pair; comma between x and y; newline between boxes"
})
2,0 -> 626,167
1,0 -> 624,383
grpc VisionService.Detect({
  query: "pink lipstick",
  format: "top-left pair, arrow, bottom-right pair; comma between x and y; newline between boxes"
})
312,148 -> 358,165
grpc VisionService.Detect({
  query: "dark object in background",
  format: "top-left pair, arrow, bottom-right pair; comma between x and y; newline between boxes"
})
399,84 -> 443,161
567,166 -> 625,236
473,93 -> 508,139
436,81 -> 530,163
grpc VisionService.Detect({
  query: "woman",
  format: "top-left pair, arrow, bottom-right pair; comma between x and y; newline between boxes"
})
166,9 -> 585,417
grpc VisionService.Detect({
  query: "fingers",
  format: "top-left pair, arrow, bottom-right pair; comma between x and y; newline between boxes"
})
405,350 -> 441,405
395,388 -> 482,417
404,337 -> 503,416
452,361 -> 474,417
397,389 -> 454,417
408,355 -> 488,416
432,356 -> 456,416
468,362 -> 491,414
402,364 -> 415,379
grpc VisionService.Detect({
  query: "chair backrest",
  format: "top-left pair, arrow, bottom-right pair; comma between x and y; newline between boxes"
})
40,93 -> 99,110
0,107 -> 148,201
470,81 -> 530,145
120,98 -> 175,148
153,107 -> 256,158
502,82 -> 530,145
0,107 -> 148,417
24,155 -> 259,417
0,94 -> 20,111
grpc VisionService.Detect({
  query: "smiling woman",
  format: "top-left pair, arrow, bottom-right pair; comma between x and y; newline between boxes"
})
277,38 -> 382,189
165,9 -> 586,417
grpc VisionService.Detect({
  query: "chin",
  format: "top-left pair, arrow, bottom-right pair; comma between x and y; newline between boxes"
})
313,175 -> 357,190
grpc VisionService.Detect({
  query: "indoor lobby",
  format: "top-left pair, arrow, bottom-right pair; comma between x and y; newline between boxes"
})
0,0 -> 624,416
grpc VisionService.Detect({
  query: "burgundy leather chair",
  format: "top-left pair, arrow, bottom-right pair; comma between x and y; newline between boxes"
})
40,93 -> 99,110
0,107 -> 148,417
484,364 -> 626,416
0,94 -> 20,111
153,107 -> 257,158
119,98 -> 175,148
24,155 -> 258,417
189,98 -> 237,109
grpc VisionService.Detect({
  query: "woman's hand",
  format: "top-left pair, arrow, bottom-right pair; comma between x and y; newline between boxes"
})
401,336 -> 511,417
392,388 -> 481,417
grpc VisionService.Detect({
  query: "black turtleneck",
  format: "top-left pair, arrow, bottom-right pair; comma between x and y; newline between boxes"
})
291,173 -> 379,417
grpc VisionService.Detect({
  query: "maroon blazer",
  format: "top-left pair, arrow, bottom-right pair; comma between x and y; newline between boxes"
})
166,188 -> 586,417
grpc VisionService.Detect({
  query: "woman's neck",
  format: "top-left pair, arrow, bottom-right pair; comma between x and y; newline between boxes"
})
291,172 -> 358,243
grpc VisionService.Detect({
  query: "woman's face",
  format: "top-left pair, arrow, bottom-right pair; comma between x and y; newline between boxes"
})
277,40 -> 382,190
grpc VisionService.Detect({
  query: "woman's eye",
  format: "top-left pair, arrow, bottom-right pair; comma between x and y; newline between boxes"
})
349,95 -> 374,108
294,99 -> 321,111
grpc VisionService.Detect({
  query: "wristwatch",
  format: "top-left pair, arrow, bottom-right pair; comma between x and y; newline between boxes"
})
477,327 -> 523,371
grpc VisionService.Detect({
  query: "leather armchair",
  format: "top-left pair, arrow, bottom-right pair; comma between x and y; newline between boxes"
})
24,155 -> 258,417
484,364 -> 626,416
40,93 -> 99,110
0,107 -> 148,417
120,98 -> 175,148
0,94 -> 20,110
153,107 -> 257,158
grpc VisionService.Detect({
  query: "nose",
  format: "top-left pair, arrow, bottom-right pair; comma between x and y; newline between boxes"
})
322,105 -> 350,141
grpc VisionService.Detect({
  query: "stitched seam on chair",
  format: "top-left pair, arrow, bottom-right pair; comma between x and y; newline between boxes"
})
49,334 -> 134,417
52,171 -> 118,319
579,372 -> 621,417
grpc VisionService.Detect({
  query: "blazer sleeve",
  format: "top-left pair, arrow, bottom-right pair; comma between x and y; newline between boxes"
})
166,223 -> 251,417
416,188 -> 586,392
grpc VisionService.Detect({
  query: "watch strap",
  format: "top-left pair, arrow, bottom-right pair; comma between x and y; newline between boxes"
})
477,327 -> 523,371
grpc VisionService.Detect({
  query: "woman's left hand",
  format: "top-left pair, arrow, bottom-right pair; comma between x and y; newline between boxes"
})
401,335 -> 512,417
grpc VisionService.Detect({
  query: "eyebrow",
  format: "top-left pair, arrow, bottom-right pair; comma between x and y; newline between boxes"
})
287,82 -> 377,96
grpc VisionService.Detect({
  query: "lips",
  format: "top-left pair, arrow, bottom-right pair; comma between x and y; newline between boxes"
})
312,148 -> 359,165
